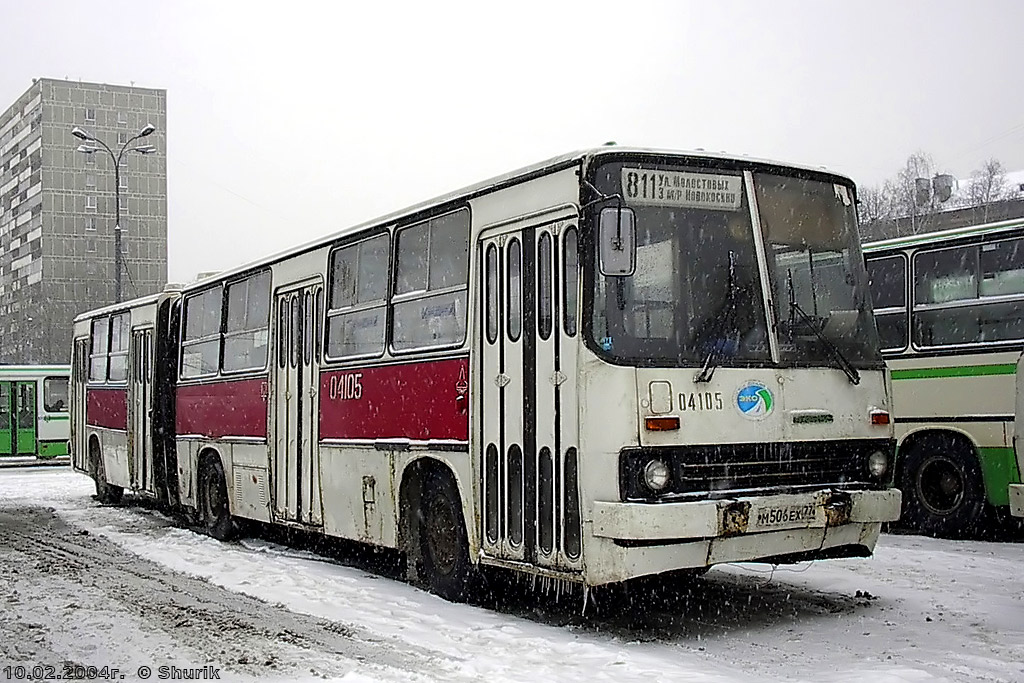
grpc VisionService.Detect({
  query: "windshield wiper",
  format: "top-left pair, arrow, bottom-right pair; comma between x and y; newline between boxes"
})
694,252 -> 739,383
786,269 -> 860,385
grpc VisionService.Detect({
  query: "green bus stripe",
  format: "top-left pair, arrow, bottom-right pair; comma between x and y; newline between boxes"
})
890,363 -> 1016,380
978,447 -> 1021,507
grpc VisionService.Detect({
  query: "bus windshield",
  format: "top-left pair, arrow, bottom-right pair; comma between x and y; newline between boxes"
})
755,173 -> 880,367
588,161 -> 881,368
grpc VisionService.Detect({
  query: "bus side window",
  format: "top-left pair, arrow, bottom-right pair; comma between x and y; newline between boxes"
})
223,270 -> 271,373
44,377 -> 69,412
392,209 -> 470,351
326,233 -> 389,359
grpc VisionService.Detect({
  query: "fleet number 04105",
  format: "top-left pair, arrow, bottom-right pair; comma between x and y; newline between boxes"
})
679,391 -> 724,412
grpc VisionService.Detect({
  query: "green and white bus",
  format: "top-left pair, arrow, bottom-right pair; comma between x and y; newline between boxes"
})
1011,353 -> 1024,518
0,365 -> 71,460
864,218 -> 1024,535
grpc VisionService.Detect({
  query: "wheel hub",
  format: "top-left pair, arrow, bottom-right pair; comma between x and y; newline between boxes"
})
918,456 -> 965,515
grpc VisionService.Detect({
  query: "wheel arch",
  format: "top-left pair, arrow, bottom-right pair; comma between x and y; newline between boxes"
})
197,445 -> 233,515
396,455 -> 477,562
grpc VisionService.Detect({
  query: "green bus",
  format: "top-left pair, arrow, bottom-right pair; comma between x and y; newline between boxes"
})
0,365 -> 71,460
864,218 -> 1024,536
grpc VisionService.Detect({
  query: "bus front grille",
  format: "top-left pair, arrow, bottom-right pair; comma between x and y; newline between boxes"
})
619,439 -> 894,502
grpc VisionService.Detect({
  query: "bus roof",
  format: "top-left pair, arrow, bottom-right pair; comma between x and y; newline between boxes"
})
863,216 -> 1024,253
179,146 -> 853,290
72,291 -> 165,324
0,365 -> 69,375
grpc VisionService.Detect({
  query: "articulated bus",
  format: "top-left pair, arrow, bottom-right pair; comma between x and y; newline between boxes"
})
0,365 -> 70,460
72,147 -> 900,599
864,219 -> 1024,535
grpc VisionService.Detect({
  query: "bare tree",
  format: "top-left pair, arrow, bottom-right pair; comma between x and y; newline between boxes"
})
888,151 -> 939,234
856,184 -> 892,239
961,159 -> 1009,222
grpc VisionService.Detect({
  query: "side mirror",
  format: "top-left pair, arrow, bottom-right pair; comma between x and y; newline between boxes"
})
599,206 -> 636,276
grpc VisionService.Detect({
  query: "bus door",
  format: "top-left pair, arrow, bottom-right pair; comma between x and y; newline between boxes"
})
479,211 -> 583,572
272,281 -> 324,526
14,382 -> 38,455
0,382 -> 12,456
129,329 -> 154,492
72,339 -> 89,469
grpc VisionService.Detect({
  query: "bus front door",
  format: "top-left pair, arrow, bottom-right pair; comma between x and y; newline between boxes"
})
14,382 -> 38,456
272,283 -> 324,527
479,212 -> 583,573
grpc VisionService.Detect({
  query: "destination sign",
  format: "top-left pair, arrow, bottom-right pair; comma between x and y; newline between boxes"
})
621,168 -> 743,210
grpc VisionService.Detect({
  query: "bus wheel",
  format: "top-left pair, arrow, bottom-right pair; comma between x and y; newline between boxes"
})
200,459 -> 237,541
89,443 -> 122,505
900,436 -> 986,538
418,472 -> 473,601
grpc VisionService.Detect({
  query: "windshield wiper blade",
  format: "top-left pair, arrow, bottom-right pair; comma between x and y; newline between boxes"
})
786,270 -> 860,385
695,252 -> 738,383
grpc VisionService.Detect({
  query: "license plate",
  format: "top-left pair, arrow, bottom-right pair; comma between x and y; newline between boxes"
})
755,503 -> 817,528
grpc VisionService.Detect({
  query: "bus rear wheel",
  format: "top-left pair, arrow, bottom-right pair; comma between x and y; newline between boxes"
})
900,436 -> 987,538
200,459 -> 238,541
89,443 -> 122,505
417,472 -> 474,602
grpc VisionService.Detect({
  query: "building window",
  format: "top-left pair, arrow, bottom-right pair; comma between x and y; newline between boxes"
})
117,131 -> 128,145
117,110 -> 128,125
85,216 -> 97,231
85,195 -> 97,211
86,174 -> 96,188
119,172 -> 128,190
86,238 -> 97,253
85,108 -> 96,122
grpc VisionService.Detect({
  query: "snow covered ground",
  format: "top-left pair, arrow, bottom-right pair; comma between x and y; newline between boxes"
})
1,467 -> 1022,683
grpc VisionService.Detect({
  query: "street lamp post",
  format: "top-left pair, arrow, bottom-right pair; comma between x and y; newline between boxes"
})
72,124 -> 157,303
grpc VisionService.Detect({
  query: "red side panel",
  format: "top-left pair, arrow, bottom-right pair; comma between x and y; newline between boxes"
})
86,387 -> 128,430
320,357 -> 469,442
176,378 -> 268,438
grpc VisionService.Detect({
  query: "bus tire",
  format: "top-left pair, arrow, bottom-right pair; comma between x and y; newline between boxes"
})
89,441 -> 122,505
899,435 -> 987,538
200,458 -> 238,541
417,471 -> 474,602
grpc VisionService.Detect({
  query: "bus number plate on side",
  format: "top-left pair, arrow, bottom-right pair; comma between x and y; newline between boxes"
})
754,503 -> 817,529
679,392 -> 723,412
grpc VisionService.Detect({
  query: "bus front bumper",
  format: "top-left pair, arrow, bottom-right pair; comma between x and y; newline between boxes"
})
1010,484 -> 1024,517
592,488 -> 901,541
585,489 -> 901,585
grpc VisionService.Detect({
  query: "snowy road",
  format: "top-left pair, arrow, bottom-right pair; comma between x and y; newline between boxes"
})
0,469 -> 1021,683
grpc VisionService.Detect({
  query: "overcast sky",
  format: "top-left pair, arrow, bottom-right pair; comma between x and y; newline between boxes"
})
6,1 -> 1024,281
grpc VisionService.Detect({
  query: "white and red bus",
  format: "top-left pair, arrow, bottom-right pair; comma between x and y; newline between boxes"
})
71,148 -> 902,599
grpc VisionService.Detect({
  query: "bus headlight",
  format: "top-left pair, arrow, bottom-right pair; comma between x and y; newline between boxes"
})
867,450 -> 888,478
643,459 -> 671,492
